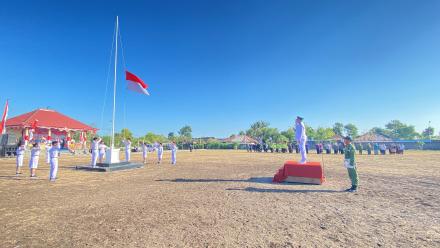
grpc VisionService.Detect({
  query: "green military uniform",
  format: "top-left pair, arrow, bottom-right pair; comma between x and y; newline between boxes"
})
344,143 -> 359,189
358,143 -> 363,155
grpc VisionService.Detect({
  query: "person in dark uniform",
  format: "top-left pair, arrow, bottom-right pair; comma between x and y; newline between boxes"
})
333,142 -> 339,154
339,142 -> 345,154
367,143 -> 372,155
343,136 -> 359,192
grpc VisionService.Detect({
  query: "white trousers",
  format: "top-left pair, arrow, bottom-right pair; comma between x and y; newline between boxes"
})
158,152 -> 163,161
142,151 -> 147,159
46,151 -> 50,164
29,156 -> 39,169
99,152 -> 105,162
91,150 -> 99,166
16,155 -> 24,167
298,139 -> 307,163
171,151 -> 176,164
125,150 -> 131,162
50,158 -> 58,180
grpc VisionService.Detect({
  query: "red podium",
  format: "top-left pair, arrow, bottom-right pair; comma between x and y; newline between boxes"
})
273,161 -> 325,184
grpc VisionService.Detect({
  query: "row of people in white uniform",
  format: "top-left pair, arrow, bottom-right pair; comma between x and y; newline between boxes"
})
90,138 -> 178,167
15,140 -> 62,182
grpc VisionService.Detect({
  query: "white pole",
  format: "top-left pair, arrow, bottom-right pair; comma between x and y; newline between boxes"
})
111,16 -> 118,149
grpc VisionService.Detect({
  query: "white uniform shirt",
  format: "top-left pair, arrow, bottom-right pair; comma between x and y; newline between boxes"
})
98,144 -> 107,154
171,144 -> 178,153
16,146 -> 25,156
295,122 -> 307,141
142,144 -> 148,153
124,140 -> 131,150
158,146 -> 164,155
49,144 -> 61,158
31,147 -> 41,157
91,139 -> 101,150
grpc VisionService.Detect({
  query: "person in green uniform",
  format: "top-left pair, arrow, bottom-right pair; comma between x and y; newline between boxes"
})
344,136 -> 359,192
358,143 -> 363,155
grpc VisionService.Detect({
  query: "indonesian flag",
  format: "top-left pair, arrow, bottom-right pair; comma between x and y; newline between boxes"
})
0,100 -> 8,134
126,71 -> 149,95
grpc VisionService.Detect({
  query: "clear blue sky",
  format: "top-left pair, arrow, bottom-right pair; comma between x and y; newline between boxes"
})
1,0 -> 439,137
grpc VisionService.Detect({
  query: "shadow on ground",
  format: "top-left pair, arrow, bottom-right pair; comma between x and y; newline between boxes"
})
156,177 -> 274,184
226,187 -> 343,193
0,175 -> 46,181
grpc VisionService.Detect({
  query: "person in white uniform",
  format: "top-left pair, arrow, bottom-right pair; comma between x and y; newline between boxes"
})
98,141 -> 107,163
15,142 -> 26,175
29,142 -> 41,178
90,137 -> 101,167
157,143 -> 163,164
123,139 -> 132,162
142,142 -> 148,164
295,116 -> 307,164
170,142 -> 177,165
49,140 -> 61,182
45,141 -> 52,164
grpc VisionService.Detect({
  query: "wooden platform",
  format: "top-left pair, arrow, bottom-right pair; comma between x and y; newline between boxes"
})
285,176 -> 323,185
273,161 -> 325,184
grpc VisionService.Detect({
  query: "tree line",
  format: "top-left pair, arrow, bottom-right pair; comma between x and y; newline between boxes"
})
241,120 -> 436,144
83,120 -> 435,148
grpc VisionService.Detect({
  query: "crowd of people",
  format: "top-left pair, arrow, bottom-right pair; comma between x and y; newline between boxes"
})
15,139 -> 62,182
14,138 -> 178,182
247,141 -> 406,155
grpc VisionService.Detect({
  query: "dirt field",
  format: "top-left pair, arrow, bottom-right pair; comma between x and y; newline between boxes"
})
0,150 -> 439,248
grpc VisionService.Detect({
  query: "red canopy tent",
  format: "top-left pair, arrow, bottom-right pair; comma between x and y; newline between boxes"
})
5,109 -> 97,145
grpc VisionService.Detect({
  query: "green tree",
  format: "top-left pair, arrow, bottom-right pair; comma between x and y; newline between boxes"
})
280,128 -> 295,142
246,121 -> 270,140
120,128 -> 133,140
422,127 -> 435,139
168,132 -> 176,141
333,122 -> 344,136
143,132 -> 168,144
315,127 -> 335,141
238,131 -> 246,136
178,125 -> 192,139
370,127 -> 389,137
385,120 -> 418,140
344,123 -> 359,138
305,126 -> 316,140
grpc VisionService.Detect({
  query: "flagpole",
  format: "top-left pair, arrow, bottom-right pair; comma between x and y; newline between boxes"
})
111,16 -> 119,149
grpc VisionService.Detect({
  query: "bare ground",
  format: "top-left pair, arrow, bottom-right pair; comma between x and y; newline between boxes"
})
0,150 -> 439,248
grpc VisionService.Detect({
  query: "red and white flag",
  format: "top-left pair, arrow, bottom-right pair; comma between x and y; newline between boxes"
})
125,71 -> 150,95
0,100 -> 8,134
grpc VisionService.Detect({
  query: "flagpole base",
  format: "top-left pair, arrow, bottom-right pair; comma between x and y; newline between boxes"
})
105,148 -> 120,164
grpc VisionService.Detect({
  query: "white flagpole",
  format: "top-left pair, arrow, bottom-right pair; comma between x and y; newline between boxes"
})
111,16 -> 119,149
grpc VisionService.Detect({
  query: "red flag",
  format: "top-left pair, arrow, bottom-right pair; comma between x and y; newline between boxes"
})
125,71 -> 150,95
0,100 -> 8,134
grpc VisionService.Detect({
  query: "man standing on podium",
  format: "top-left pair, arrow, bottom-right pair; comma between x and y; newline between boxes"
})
295,116 -> 307,164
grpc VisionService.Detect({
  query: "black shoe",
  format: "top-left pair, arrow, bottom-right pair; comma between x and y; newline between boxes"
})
348,186 -> 358,192
345,187 -> 352,192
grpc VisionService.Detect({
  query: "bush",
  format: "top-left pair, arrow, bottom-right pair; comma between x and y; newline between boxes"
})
205,142 -> 234,149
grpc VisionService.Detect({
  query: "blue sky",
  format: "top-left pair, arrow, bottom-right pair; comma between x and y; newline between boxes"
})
1,0 -> 439,137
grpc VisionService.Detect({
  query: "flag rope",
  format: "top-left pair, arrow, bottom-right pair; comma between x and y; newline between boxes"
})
118,27 -> 128,132
99,22 -> 117,135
